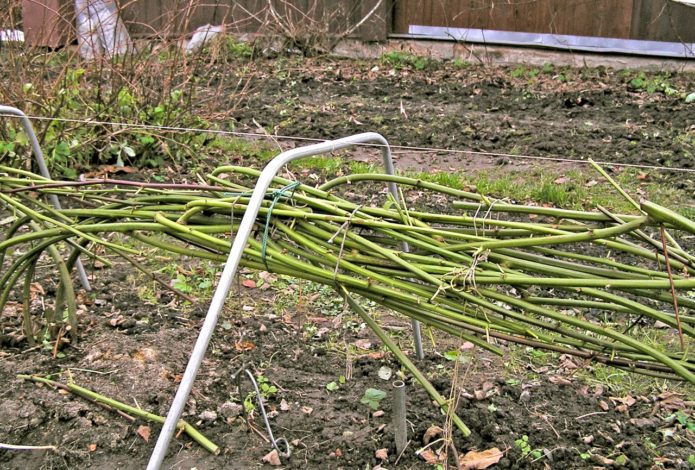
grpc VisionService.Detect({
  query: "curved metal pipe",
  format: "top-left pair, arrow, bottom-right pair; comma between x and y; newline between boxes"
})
148,132 -> 424,469
0,105 -> 91,291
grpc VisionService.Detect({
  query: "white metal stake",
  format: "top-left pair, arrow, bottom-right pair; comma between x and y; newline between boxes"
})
148,132 -> 424,469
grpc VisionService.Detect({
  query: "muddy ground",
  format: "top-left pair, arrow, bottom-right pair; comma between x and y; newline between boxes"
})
224,57 -> 694,187
1,55 -> 695,469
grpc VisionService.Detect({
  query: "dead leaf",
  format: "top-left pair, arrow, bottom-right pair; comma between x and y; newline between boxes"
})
234,340 -> 256,352
599,400 -> 610,411
459,448 -> 503,469
137,425 -> 151,442
585,179 -> 599,187
423,425 -> 444,444
609,396 -> 636,407
637,172 -> 649,180
375,448 -> 388,460
83,165 -> 138,178
418,449 -> 441,464
554,176 -> 570,184
548,375 -> 572,385
280,399 -> 290,411
242,279 -> 256,288
354,339 -> 372,350
261,449 -> 282,466
87,443 -> 97,452
301,406 -> 313,415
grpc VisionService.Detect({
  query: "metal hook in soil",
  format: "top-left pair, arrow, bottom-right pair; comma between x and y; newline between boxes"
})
232,366 -> 291,458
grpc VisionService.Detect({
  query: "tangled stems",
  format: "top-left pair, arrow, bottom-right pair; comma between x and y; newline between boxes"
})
0,169 -> 693,383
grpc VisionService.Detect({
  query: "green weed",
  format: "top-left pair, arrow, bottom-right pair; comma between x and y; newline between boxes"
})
381,51 -> 433,71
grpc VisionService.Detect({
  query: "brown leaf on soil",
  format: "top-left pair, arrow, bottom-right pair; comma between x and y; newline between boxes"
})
585,179 -> 599,187
610,396 -> 636,407
261,449 -> 282,466
554,176 -> 570,184
548,375 -> 572,385
375,448 -> 388,460
137,425 -> 151,442
241,279 -> 257,288
83,165 -> 138,178
301,406 -> 313,415
418,449 -> 441,464
637,172 -> 649,180
656,392 -> 685,411
423,425 -> 444,444
459,448 -> 503,469
234,340 -> 256,352
599,400 -> 610,411
354,339 -> 372,350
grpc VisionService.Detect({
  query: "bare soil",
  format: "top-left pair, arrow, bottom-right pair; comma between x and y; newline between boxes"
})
1,56 -> 695,469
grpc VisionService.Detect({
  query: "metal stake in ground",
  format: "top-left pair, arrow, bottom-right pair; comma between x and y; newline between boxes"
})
147,132 -> 424,469
0,105 -> 92,291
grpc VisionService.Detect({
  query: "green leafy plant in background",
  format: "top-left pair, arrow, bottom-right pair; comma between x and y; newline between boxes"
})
381,51 -> 433,71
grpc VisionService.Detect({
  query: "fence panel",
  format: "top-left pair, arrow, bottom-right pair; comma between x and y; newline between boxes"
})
393,0 -> 695,42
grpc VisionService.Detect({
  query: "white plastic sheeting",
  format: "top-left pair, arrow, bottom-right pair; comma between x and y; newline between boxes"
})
408,25 -> 695,59
0,29 -> 24,42
75,0 -> 132,60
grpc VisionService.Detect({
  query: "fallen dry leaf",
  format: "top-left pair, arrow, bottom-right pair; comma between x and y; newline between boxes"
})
280,399 -> 290,411
261,449 -> 282,466
87,443 -> 97,452
459,448 -> 503,470
137,425 -> 151,442
375,448 -> 388,460
423,425 -> 444,444
548,375 -> 572,385
554,176 -> 570,184
418,449 -> 441,464
599,400 -> 610,411
234,340 -> 256,352
242,279 -> 257,288
301,406 -> 313,415
354,339 -> 372,350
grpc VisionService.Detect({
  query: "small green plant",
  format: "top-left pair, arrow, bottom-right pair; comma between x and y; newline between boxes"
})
628,72 -> 681,97
514,435 -> 542,460
669,410 -> 695,432
381,51 -> 433,71
360,388 -> 386,410
244,374 -> 278,413
326,381 -> 339,392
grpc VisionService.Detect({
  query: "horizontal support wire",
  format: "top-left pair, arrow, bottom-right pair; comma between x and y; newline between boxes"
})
2,113 -> 695,174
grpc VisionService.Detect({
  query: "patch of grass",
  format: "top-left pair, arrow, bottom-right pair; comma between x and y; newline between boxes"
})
381,51 -> 434,71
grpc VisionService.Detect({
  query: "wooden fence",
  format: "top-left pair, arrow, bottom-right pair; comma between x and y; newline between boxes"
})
19,0 -> 695,47
392,0 -> 695,43
117,0 -> 389,41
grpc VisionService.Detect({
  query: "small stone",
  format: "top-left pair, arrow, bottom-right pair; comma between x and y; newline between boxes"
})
519,390 -> 531,402
198,410 -> 217,422
218,402 -> 242,418
582,435 -> 594,444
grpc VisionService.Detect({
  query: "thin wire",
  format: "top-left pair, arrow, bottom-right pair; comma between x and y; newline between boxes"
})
3,112 -> 695,174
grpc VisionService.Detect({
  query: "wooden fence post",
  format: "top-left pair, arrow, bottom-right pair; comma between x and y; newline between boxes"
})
359,0 -> 390,41
22,0 -> 74,48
